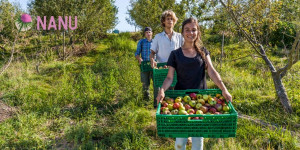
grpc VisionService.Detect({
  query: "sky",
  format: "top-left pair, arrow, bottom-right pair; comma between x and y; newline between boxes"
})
8,0 -> 137,32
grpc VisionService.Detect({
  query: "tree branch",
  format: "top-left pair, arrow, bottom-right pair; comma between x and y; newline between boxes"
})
227,54 -> 259,62
0,45 -> 7,52
258,44 -> 277,73
278,31 -> 300,78
219,0 -> 264,57
0,33 -> 18,76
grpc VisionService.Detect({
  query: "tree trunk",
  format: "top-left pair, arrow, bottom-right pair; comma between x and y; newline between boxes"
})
63,30 -> 65,60
83,35 -> 88,47
221,31 -> 225,71
259,45 -> 293,113
271,73 -> 293,113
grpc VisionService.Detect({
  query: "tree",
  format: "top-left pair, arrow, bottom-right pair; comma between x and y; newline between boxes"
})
29,0 -> 118,44
0,0 -> 22,75
219,0 -> 300,113
28,0 -> 117,60
127,0 -> 186,34
0,0 -> 21,42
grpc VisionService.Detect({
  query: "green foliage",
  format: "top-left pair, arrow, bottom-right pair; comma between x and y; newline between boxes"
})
65,105 -> 97,145
0,0 -> 22,41
130,32 -> 143,41
29,0 -> 118,43
127,0 -> 186,34
268,21 -> 297,48
109,33 -> 136,52
0,113 -> 54,149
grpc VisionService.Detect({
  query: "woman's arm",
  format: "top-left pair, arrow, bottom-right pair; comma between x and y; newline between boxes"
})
206,55 -> 232,102
156,66 -> 175,104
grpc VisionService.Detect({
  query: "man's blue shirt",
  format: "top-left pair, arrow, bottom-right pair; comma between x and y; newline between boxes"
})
135,38 -> 152,61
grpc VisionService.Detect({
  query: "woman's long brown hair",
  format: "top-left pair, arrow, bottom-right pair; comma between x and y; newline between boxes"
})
181,18 -> 207,69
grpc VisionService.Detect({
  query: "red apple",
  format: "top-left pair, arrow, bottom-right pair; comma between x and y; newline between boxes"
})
161,100 -> 167,105
185,104 -> 192,110
199,106 -> 208,113
187,109 -> 195,114
215,104 -> 223,111
205,103 -> 211,107
217,99 -> 223,104
160,106 -> 166,111
194,117 -> 200,120
167,98 -> 174,104
173,103 -> 180,109
222,102 -> 227,106
209,107 -> 217,114
189,93 -> 197,100
163,102 -> 168,107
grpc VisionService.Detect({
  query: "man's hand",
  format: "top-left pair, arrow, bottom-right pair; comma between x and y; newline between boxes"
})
150,51 -> 157,68
151,59 -> 157,68
138,58 -> 143,65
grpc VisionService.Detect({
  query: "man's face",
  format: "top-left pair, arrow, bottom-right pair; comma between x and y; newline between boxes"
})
163,16 -> 174,28
145,31 -> 152,39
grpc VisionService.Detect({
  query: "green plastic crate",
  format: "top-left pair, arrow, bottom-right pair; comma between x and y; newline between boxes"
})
153,66 -> 177,88
140,61 -> 167,72
156,89 -> 238,138
140,61 -> 152,72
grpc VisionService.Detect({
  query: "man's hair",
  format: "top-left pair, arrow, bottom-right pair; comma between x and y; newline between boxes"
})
160,10 -> 178,27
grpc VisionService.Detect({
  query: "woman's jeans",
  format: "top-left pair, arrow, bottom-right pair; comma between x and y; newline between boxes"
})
175,137 -> 203,150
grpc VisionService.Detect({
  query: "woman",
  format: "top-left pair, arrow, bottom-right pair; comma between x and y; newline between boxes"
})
156,17 -> 232,150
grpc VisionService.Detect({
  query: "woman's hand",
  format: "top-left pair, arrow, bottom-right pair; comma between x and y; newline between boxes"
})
156,88 -> 165,105
222,89 -> 232,102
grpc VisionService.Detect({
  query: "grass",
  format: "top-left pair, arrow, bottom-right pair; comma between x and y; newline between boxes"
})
0,33 -> 299,149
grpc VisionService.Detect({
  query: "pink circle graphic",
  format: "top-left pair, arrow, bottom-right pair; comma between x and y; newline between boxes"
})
21,14 -> 32,23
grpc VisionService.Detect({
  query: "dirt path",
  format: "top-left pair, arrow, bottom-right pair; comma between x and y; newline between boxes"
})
0,93 -> 16,122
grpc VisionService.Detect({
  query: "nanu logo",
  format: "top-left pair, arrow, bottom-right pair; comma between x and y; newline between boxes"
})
15,13 -> 78,31
37,16 -> 77,30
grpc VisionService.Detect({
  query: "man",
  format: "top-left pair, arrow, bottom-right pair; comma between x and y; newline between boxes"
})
150,10 -> 184,108
135,27 -> 153,101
